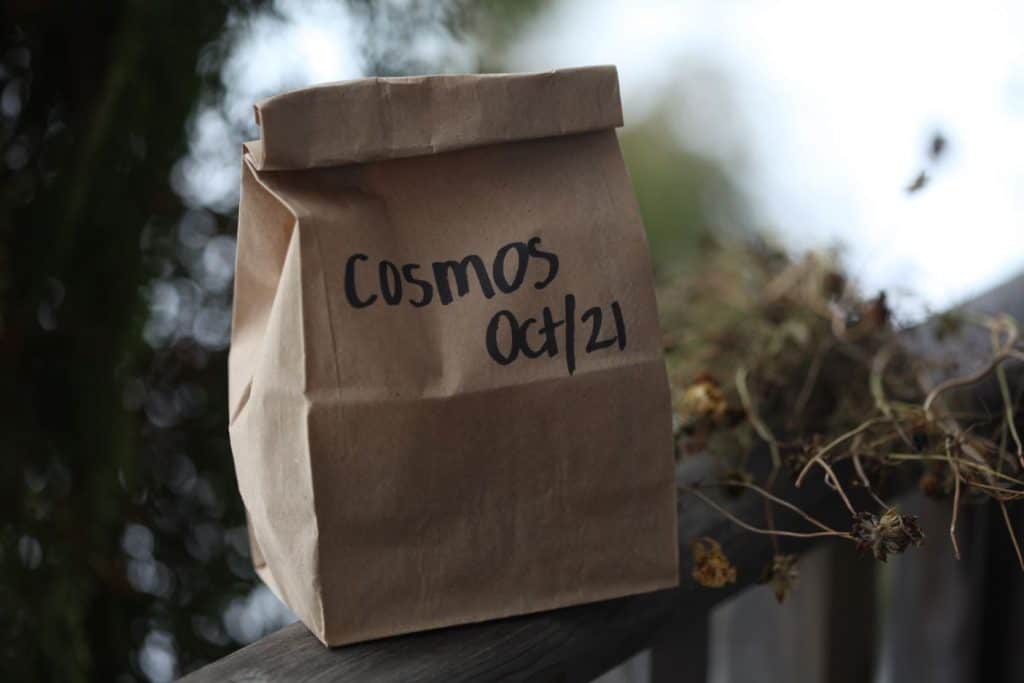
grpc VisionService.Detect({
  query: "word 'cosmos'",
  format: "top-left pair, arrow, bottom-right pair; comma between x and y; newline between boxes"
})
343,237 -> 626,375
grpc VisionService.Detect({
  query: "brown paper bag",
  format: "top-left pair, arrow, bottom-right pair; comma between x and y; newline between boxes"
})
228,65 -> 678,647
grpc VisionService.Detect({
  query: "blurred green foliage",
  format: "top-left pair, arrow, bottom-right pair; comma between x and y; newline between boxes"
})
620,113 -> 745,279
1,2 -> 251,681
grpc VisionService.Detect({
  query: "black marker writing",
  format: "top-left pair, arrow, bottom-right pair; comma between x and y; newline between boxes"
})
345,237 -> 626,376
483,295 -> 625,376
344,237 -> 559,309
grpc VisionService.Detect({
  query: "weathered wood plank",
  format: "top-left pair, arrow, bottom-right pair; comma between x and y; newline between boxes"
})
706,542 -> 875,683
181,273 -> 1024,683
649,606 -> 707,683
823,541 -> 877,682
877,492 -> 989,683
977,499 -> 1024,681
880,492 -> 1024,683
877,275 -> 1024,682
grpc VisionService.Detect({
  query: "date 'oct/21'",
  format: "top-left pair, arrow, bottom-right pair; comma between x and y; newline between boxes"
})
485,296 -> 625,375
343,237 -> 627,376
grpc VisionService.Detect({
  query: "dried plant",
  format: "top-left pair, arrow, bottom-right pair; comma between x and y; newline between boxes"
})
692,537 -> 738,588
760,553 -> 800,603
851,508 -> 925,561
661,239 -> 1024,591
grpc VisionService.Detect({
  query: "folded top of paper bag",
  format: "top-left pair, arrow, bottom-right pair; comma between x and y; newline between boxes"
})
246,65 -> 623,171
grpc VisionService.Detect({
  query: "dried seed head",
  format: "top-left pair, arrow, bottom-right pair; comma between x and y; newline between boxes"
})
851,508 -> 925,561
759,553 -> 800,603
691,537 -> 737,588
677,376 -> 728,423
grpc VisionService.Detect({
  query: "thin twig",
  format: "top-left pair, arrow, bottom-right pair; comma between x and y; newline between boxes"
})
996,362 -> 1024,469
852,452 -> 888,508
819,464 -> 858,516
736,366 -> 781,469
924,350 -> 1018,420
1000,501 -> 1024,572
946,438 -> 962,560
763,468 -> 781,556
870,343 -> 913,448
795,418 -> 889,487
969,480 -> 1024,500
705,480 -> 844,535
682,486 -> 853,541
887,453 -> 1024,488
792,340 -> 829,424
996,417 -> 1015,474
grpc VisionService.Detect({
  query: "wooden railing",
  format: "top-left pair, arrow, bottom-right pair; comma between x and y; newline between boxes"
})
181,274 -> 1024,683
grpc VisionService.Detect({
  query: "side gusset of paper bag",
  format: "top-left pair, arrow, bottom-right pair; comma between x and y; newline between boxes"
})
228,66 -> 679,647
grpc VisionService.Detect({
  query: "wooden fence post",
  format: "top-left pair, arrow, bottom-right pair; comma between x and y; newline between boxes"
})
877,491 -> 989,683
701,543 -> 874,683
649,610 -> 708,683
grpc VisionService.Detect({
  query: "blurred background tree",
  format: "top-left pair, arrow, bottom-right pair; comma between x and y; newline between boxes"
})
0,1 -> 737,680
1,2 -> 252,681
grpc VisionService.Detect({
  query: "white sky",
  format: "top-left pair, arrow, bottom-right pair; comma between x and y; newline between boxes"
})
182,0 -> 1024,313
508,0 -> 1024,313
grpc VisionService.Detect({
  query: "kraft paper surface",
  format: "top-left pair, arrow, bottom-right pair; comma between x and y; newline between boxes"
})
228,65 -> 679,646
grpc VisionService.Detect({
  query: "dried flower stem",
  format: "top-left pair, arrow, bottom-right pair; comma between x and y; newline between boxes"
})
736,366 -> 781,468
968,480 -> 1024,500
1000,501 -> 1024,572
852,452 -> 888,509
946,438 -> 963,560
996,362 -> 1024,469
924,350 -> 1019,421
888,453 -> 1024,488
871,343 -> 912,449
821,466 -> 858,517
792,341 -> 829,423
795,418 -> 888,487
705,480 -> 844,535
682,486 -> 852,541
661,245 -> 1023,571
763,469 -> 781,555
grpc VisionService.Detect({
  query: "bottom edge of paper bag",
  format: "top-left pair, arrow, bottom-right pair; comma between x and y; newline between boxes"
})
311,573 -> 681,648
